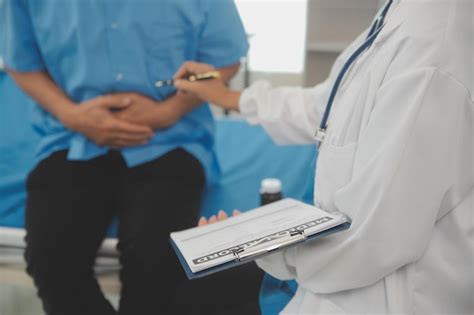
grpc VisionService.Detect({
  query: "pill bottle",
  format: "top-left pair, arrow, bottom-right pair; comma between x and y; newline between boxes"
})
260,178 -> 283,206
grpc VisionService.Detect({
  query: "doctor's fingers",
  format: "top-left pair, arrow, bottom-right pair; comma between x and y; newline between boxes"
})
198,214 -> 219,226
198,217 -> 208,227
174,79 -> 212,99
208,215 -> 218,224
197,210 -> 240,227
217,210 -> 228,221
173,61 -> 215,79
214,210 -> 241,222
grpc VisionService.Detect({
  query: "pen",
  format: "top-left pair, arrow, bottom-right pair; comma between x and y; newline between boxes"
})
155,71 -> 221,88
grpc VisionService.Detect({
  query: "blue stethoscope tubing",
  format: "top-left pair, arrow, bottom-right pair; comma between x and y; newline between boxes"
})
315,0 -> 394,147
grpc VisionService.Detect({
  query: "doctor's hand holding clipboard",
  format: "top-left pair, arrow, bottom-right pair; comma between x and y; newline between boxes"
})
197,209 -> 241,227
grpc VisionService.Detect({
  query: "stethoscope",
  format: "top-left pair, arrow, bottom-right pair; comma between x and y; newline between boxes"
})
314,0 -> 394,148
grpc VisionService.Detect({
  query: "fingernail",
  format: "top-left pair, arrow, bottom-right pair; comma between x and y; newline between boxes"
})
233,210 -> 241,216
209,215 -> 217,223
217,210 -> 227,220
198,217 -> 207,226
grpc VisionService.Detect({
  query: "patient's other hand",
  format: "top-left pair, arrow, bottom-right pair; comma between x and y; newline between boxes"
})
198,209 -> 241,226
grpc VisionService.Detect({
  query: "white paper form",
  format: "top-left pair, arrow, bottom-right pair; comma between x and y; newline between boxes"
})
170,199 -> 348,273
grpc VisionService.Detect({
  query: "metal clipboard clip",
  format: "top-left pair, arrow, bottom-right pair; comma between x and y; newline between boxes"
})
232,230 -> 307,262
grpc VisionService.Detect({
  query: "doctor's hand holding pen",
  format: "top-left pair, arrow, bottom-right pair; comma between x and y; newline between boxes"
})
173,61 -> 242,111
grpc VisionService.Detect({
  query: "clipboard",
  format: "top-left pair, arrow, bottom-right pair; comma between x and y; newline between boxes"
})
169,199 -> 351,280
171,221 -> 351,280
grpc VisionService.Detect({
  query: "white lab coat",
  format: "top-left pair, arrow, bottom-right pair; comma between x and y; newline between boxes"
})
239,0 -> 473,313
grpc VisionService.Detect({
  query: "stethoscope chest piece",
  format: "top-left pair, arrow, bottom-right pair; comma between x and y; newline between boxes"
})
314,128 -> 327,148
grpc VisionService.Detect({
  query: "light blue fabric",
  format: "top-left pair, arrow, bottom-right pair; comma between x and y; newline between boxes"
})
0,72 -> 40,228
1,0 -> 249,182
260,275 -> 299,315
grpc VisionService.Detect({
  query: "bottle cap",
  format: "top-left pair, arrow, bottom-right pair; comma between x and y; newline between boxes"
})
260,178 -> 282,194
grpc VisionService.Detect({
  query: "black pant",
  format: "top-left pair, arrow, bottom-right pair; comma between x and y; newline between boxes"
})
25,149 -> 205,315
175,263 -> 264,315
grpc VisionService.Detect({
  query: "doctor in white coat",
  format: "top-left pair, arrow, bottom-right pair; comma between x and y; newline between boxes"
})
174,0 -> 473,313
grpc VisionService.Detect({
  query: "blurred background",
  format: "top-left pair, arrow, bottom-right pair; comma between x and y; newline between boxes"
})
233,0 -> 385,85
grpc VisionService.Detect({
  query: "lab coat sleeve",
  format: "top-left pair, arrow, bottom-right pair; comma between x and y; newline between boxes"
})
238,30 -> 368,145
239,80 -> 330,145
257,68 -> 472,293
